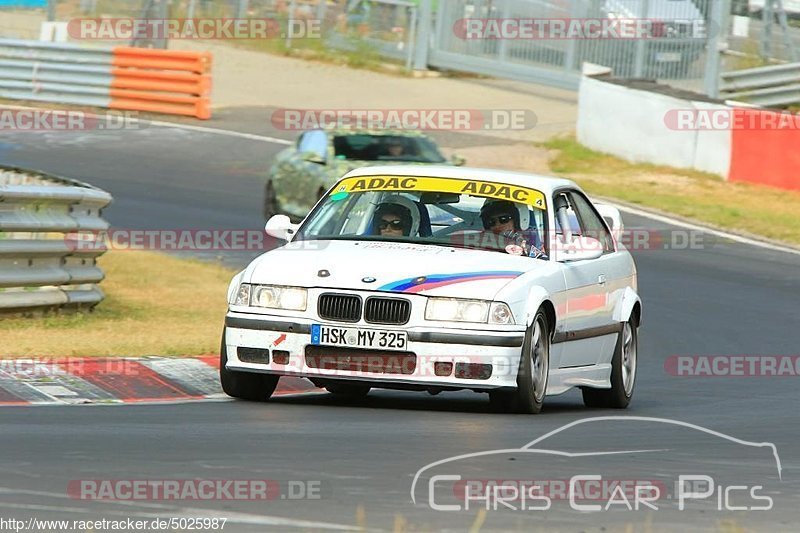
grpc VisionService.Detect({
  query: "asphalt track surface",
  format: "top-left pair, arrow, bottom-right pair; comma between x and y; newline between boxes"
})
1,113 -> 799,532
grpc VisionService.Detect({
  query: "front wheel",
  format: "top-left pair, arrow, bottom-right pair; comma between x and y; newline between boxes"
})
582,319 -> 638,409
489,309 -> 550,414
220,332 -> 279,401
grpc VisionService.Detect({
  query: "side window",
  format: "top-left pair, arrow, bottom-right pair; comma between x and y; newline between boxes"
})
568,191 -> 615,253
297,130 -> 328,161
553,192 -> 582,237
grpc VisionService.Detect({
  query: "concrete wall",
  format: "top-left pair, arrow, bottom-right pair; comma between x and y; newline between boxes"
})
577,75 -> 732,179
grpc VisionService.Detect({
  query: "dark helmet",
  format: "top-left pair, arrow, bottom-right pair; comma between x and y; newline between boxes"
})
480,199 -> 528,231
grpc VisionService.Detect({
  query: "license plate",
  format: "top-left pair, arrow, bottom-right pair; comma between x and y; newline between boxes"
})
311,324 -> 408,351
655,52 -> 682,62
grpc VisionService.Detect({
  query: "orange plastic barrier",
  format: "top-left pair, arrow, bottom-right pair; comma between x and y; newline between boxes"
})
729,107 -> 800,191
109,47 -> 212,119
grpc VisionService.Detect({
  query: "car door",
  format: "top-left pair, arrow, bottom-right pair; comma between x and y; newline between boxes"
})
554,189 -> 619,369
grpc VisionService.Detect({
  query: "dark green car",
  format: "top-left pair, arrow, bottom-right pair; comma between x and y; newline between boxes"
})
264,128 -> 464,221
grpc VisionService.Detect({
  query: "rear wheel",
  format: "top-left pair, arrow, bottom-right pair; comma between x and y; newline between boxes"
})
489,309 -> 550,414
219,332 -> 279,401
582,319 -> 638,409
263,180 -> 280,220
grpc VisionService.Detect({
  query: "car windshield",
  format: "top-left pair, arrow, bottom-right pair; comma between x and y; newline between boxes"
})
332,134 -> 447,163
294,175 -> 549,257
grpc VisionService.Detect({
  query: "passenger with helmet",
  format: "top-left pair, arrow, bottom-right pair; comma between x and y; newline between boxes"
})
479,199 -> 546,258
371,195 -> 420,237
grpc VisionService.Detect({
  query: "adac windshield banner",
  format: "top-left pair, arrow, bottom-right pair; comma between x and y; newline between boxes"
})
331,176 -> 547,210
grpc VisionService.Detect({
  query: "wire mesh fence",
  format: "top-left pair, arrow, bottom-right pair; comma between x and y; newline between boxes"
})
727,0 -> 800,68
2,0 -> 798,98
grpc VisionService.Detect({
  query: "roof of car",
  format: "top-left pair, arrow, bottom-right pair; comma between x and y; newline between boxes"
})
318,127 -> 432,138
340,165 -> 580,195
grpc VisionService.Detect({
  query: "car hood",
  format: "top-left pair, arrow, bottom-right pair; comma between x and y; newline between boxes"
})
245,240 -> 536,300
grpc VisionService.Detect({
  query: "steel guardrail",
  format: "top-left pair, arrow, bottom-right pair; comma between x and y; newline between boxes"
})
0,166 -> 112,314
721,62 -> 800,106
0,39 -> 211,119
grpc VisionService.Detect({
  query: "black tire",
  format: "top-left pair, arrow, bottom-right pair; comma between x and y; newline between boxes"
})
219,332 -> 279,401
325,382 -> 371,398
489,309 -> 550,414
263,180 -> 280,220
582,319 -> 638,409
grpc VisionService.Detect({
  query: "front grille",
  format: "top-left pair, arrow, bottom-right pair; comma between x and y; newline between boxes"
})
305,345 -> 416,375
364,297 -> 411,325
318,293 -> 361,322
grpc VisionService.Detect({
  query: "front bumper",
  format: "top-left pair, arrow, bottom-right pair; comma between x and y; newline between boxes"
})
224,312 -> 525,390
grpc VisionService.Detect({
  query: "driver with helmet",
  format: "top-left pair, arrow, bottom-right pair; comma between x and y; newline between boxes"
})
479,199 -> 546,258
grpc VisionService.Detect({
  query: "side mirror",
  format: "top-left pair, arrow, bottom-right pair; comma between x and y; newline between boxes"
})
553,235 -> 604,262
594,203 -> 624,245
451,154 -> 466,166
301,151 -> 326,165
265,214 -> 299,241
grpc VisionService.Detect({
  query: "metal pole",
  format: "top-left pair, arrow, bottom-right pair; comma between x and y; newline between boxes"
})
497,0 -> 509,62
704,0 -> 730,98
187,0 -> 197,19
286,0 -> 296,48
237,0 -> 249,19
413,0 -> 432,70
774,0 -> 798,62
762,0 -> 774,59
316,0 -> 327,23
406,5 -> 416,71
633,0 -> 649,77
47,0 -> 56,21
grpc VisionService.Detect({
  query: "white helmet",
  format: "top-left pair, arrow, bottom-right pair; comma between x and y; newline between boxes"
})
373,194 -> 420,236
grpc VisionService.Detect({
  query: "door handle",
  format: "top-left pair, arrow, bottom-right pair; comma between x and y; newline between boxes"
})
598,274 -> 607,286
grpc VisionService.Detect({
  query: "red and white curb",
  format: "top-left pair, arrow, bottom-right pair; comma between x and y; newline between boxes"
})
0,356 -> 319,406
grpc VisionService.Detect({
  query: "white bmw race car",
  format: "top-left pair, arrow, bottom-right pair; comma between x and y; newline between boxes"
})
221,166 -> 641,414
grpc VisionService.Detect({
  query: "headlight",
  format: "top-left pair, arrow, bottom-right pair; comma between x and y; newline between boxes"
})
231,283 -> 307,311
252,285 -> 307,311
425,298 -> 489,323
425,298 -> 515,324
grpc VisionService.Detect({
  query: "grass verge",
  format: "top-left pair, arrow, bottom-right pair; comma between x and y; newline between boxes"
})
0,251 -> 233,357
234,34 -> 397,74
541,136 -> 800,245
